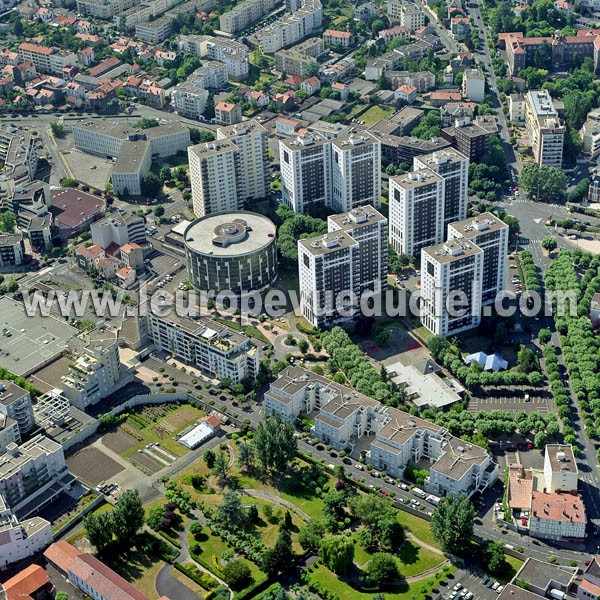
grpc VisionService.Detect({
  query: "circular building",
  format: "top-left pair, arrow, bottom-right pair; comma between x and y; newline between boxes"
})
184,211 -> 278,294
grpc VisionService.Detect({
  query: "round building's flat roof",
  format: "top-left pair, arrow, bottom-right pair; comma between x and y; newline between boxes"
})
184,211 -> 276,257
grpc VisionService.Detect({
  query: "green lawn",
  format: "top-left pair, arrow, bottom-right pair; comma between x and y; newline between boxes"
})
360,105 -> 396,126
396,510 -> 439,549
213,317 -> 270,345
352,532 -> 444,576
309,563 -> 455,600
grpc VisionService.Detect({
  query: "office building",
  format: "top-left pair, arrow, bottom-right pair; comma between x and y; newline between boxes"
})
389,169 -> 444,258
327,205 -> 388,296
414,148 -> 469,228
217,119 -> 269,201
0,496 -> 52,568
265,365 -> 498,496
219,0 -> 279,34
387,1 -> 425,31
90,209 -> 145,249
45,541 -> 170,600
420,239 -> 484,336
0,435 -> 70,517
447,212 -> 508,305
525,90 -> 564,168
61,331 -> 123,410
280,133 -> 332,214
73,121 -> 190,195
188,139 -> 241,216
461,68 -> 485,102
184,211 -> 278,294
0,381 -> 34,438
135,15 -> 172,42
298,231 -> 360,328
76,0 -> 140,19
330,133 -> 381,212
140,313 -> 259,383
0,233 -> 24,268
254,0 -> 323,54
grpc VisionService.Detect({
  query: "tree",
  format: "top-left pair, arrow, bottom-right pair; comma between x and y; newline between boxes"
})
483,541 -> 508,575
222,559 -> 253,590
375,330 -> 390,347
14,19 -> 23,37
538,328 -> 552,344
430,494 -> 475,555
159,166 -> 172,182
319,535 -> 355,575
366,552 -> 399,585
427,335 -> 450,359
154,205 -> 165,218
205,93 -> 215,119
298,520 -> 325,552
50,120 -> 64,138
518,345 -> 538,374
141,172 -> 162,198
133,117 -> 159,129
146,506 -> 167,530
542,236 -> 557,253
0,211 -> 16,233
189,128 -> 215,144
112,490 -> 144,542
211,447 -> 230,482
237,442 -> 255,471
298,339 -> 309,353
204,449 -> 216,469
252,416 -> 297,477
519,165 -> 567,201
84,511 -> 114,556
262,529 -> 293,577
55,593 -> 69,600
217,491 -> 245,526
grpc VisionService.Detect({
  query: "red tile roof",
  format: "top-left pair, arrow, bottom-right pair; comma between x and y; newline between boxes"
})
44,540 -> 80,571
19,42 -> 53,55
215,101 -> 237,112
76,244 -> 104,258
3,564 -> 51,600
531,492 -> 586,523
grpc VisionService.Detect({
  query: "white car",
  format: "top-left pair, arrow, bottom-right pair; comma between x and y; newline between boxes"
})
492,582 -> 500,591
453,584 -> 463,592
496,586 -> 504,594
355,464 -> 364,471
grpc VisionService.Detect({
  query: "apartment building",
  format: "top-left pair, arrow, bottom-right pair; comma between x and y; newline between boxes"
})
327,205 -> 388,296
369,131 -> 451,165
171,83 -> 209,119
182,62 -> 229,91
90,209 -> 145,248
0,129 -> 38,208
0,495 -> 52,568
140,313 -> 259,383
135,15 -> 173,43
280,133 -> 332,214
274,37 -> 325,77
178,35 -> 250,81
387,1 -> 425,31
188,140 -> 241,216
61,331 -> 123,410
255,0 -> 323,54
219,0 -> 279,34
414,148 -> 469,228
525,90 -> 564,168
111,141 -> 151,195
389,169 -> 444,258
76,0 -> 140,19
371,408 -> 498,497
0,415 -> 19,453
461,68 -> 485,102
216,119 -> 269,201
579,558 -> 600,600
581,108 -> 600,158
215,101 -> 242,126
298,231 -> 359,328
323,29 -> 352,47
0,381 -> 34,438
0,435 -> 70,517
420,239 -> 484,336
544,444 -> 578,493
441,120 -> 493,162
447,212 -> 508,305
265,366 -> 498,496
18,43 -> 76,75
0,233 -> 24,268
331,133 -> 381,212
529,491 -> 586,541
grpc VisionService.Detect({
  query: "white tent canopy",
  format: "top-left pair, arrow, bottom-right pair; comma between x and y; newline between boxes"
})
464,351 -> 508,372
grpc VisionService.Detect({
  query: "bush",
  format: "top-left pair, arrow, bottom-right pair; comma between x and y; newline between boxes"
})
222,559 -> 253,590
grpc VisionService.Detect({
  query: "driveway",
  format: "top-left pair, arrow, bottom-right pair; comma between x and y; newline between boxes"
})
155,564 -> 199,600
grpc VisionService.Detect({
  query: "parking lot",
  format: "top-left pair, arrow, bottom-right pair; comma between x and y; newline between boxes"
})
468,395 -> 550,414
444,570 -> 506,600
